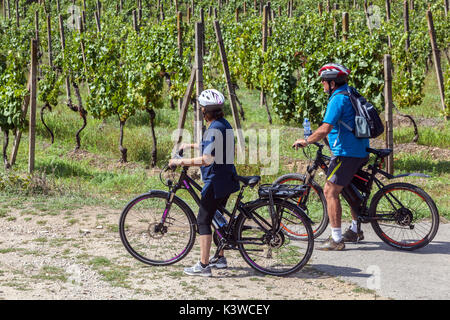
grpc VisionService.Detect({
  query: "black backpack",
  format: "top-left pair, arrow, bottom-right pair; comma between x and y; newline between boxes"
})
336,87 -> 384,139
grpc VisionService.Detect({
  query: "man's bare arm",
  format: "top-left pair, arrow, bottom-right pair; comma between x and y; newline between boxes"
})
292,123 -> 333,149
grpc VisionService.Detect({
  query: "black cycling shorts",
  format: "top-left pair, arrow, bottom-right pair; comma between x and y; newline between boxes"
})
326,156 -> 369,187
197,185 -> 229,235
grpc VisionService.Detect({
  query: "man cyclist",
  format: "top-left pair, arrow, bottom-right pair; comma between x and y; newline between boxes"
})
292,63 -> 369,251
169,89 -> 239,275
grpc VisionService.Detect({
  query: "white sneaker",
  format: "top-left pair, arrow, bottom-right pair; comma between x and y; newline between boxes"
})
183,261 -> 212,277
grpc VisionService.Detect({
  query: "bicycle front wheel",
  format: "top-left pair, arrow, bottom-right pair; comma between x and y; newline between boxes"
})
274,173 -> 328,239
119,191 -> 197,265
236,199 -> 314,276
369,183 -> 439,251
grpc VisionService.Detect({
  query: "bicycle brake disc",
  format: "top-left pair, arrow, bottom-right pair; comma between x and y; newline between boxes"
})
395,208 -> 414,228
147,222 -> 167,239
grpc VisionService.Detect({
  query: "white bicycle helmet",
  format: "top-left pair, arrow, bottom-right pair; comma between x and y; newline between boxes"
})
198,89 -> 225,111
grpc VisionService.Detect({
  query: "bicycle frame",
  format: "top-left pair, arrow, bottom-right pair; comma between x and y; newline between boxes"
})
302,143 -> 430,224
162,167 -> 287,253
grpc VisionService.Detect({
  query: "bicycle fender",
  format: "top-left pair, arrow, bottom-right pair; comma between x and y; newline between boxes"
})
391,173 -> 430,179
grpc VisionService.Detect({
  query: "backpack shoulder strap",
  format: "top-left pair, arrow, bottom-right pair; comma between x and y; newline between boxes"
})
332,89 -> 357,133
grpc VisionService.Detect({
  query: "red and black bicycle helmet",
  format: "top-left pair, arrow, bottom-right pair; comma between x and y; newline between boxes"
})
318,63 -> 351,82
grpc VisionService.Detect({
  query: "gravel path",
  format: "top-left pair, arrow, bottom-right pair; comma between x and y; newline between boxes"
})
0,204 -> 384,300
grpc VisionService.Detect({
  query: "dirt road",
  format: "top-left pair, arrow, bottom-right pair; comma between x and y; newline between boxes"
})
0,204 -> 383,300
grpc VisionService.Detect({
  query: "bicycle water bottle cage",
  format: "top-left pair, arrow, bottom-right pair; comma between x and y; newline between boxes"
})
258,184 -> 307,199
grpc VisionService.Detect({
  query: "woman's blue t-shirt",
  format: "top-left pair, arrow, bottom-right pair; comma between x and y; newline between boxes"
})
200,118 -> 240,199
323,84 -> 369,158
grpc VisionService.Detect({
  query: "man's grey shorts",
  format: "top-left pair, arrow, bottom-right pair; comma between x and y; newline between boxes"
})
326,156 -> 369,187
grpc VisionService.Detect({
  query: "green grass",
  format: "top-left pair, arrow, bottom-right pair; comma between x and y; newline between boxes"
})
394,123 -> 450,149
397,58 -> 448,118
32,266 -> 68,282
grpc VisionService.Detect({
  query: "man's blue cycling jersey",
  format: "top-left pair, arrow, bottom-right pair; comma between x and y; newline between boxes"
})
322,84 -> 369,158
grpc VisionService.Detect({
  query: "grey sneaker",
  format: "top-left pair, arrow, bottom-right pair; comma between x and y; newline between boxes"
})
318,236 -> 345,251
184,261 -> 212,277
209,256 -> 228,269
342,228 -> 364,243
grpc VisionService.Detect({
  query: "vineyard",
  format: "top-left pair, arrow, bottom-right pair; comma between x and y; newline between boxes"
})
0,0 -> 449,300
0,0 -> 448,165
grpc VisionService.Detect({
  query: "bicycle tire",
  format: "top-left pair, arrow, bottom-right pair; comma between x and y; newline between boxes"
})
369,182 -> 439,251
236,199 -> 314,276
273,173 -> 328,239
119,190 -> 197,265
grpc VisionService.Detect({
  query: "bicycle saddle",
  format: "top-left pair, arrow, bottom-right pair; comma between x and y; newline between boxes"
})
235,175 -> 261,188
366,147 -> 393,158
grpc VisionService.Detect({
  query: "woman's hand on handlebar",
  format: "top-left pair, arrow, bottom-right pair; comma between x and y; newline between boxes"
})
168,158 -> 181,170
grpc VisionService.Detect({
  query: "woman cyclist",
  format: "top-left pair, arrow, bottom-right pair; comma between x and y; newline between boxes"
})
169,89 -> 240,276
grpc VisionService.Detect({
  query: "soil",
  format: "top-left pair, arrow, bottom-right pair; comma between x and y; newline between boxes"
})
0,204 -> 385,300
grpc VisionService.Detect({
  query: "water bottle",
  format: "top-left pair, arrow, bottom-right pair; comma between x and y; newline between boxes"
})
212,210 -> 228,229
303,118 -> 312,139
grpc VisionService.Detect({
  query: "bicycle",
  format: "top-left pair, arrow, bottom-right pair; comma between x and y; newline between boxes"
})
274,142 -> 439,251
119,151 -> 314,276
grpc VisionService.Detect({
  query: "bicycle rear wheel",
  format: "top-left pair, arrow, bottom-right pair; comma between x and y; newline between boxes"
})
119,191 -> 197,265
369,183 -> 439,251
236,199 -> 314,276
274,173 -> 328,239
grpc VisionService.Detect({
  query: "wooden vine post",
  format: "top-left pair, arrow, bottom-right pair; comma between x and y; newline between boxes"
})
6,0 -> 10,19
160,1 -> 165,22
177,11 -> 183,111
175,68 -> 196,146
29,39 -> 38,174
260,4 -> 272,124
342,12 -> 349,42
385,0 -> 391,48
47,15 -> 53,68
78,16 -> 89,92
426,10 -> 448,120
384,54 -> 394,174
213,20 -> 245,155
403,0 -> 411,76
363,0 -> 372,36
94,9 -> 101,32
15,0 -> 19,27
194,22 -> 204,157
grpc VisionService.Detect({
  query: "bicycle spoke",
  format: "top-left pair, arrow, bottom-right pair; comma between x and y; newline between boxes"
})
371,184 -> 439,250
120,193 -> 195,265
275,174 -> 328,239
238,200 -> 313,276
